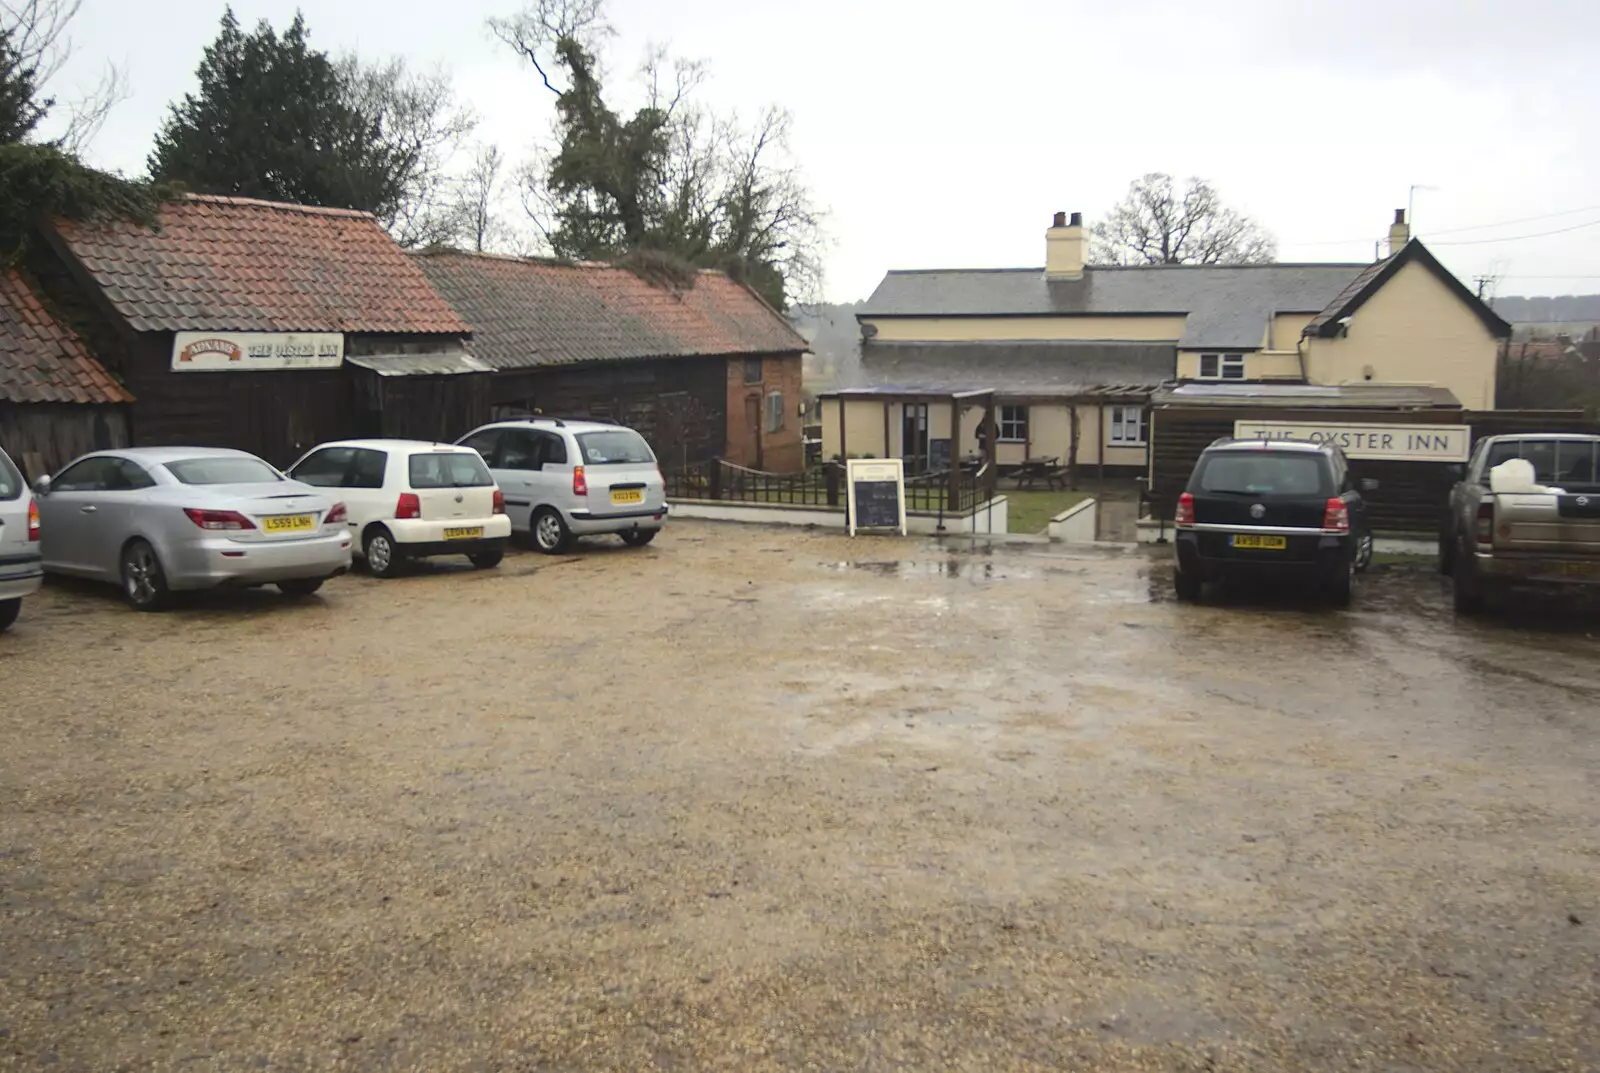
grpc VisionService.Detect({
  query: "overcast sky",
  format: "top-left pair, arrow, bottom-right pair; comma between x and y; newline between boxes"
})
42,0 -> 1600,303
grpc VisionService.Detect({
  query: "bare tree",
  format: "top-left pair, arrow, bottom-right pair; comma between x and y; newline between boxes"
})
1091,173 -> 1276,266
339,55 -> 477,248
457,143 -> 507,252
487,0 -> 610,95
1,0 -> 127,150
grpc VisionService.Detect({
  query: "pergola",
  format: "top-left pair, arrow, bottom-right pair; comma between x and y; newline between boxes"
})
819,386 -> 998,510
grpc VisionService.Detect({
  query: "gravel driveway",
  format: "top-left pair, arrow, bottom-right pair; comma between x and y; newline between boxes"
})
2,521 -> 1597,1071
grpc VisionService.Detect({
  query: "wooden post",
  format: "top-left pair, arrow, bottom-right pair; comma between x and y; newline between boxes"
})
1068,403 -> 1081,491
948,394 -> 962,511
984,393 -> 998,503
882,400 -> 891,460
1098,402 -> 1107,482
838,396 -> 847,461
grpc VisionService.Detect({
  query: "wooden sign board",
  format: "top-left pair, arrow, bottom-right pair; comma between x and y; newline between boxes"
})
846,458 -> 907,536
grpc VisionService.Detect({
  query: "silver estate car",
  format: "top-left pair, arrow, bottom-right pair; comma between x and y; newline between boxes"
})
0,444 -> 42,633
35,447 -> 353,610
457,418 -> 668,553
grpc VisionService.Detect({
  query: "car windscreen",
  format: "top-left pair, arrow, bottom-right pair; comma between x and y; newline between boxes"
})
0,449 -> 21,500
408,451 -> 494,488
577,430 -> 653,465
165,457 -> 283,485
1196,452 -> 1328,497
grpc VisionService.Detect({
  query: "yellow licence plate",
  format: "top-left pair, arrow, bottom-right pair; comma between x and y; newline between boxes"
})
263,514 -> 315,533
611,488 -> 644,505
1231,534 -> 1287,550
1557,561 -> 1600,576
444,527 -> 483,540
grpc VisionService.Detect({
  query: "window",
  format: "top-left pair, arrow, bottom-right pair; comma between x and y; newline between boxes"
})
111,459 -> 156,490
766,391 -> 785,433
408,452 -> 494,488
998,405 -> 1028,442
458,429 -> 503,467
0,449 -> 24,500
1197,352 -> 1246,380
1197,452 -> 1329,497
499,431 -> 542,470
744,357 -> 764,384
578,429 -> 654,465
290,447 -> 357,487
165,456 -> 282,485
350,449 -> 388,489
1108,406 -> 1147,446
52,456 -> 118,492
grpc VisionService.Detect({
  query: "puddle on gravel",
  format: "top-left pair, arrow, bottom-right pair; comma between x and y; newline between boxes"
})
825,560 -> 1037,582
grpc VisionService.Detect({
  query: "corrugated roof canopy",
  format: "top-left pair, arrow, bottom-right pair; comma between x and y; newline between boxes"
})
853,340 -> 1174,398
0,269 -> 131,405
50,194 -> 469,336
860,263 -> 1366,350
414,251 -> 808,368
1153,383 -> 1462,409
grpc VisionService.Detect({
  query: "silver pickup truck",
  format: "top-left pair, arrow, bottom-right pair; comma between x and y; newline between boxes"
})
1442,433 -> 1600,611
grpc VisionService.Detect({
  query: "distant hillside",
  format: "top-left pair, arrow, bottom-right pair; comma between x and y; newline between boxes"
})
1493,294 -> 1600,323
789,301 -> 865,393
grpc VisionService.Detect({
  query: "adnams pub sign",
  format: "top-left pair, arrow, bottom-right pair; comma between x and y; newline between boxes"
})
1232,420 -> 1472,463
170,331 -> 344,372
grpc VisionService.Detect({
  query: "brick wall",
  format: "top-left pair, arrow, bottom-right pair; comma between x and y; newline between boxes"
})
725,353 -> 804,472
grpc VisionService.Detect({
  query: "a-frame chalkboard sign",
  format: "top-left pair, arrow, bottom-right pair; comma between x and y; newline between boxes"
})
846,458 -> 907,536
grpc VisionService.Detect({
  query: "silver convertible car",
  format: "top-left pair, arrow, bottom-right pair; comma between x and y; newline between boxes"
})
35,447 -> 353,610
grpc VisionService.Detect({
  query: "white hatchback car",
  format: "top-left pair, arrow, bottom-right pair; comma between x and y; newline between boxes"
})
287,439 -> 511,578
456,419 -> 667,554
0,444 -> 42,633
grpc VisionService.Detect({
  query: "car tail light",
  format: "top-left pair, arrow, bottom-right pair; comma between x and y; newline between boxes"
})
492,488 -> 506,514
183,508 -> 256,531
396,492 -> 421,520
573,465 -> 588,497
1475,501 -> 1494,544
325,502 -> 348,526
1323,498 -> 1350,533
27,498 -> 40,541
1175,492 -> 1195,527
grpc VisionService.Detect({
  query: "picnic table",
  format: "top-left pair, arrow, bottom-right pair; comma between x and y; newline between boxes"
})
1014,456 -> 1069,490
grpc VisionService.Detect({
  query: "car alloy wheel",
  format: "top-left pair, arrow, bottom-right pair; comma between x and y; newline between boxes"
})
536,511 -> 564,552
121,541 -> 168,611
365,528 -> 402,578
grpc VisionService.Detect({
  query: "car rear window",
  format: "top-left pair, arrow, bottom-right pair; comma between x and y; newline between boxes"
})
0,449 -> 21,500
577,430 -> 653,465
1484,439 -> 1600,489
1195,451 -> 1328,497
165,457 -> 283,485
408,451 -> 493,488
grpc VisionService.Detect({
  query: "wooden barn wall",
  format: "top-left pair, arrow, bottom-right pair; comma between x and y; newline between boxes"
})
0,403 -> 130,480
353,372 -> 491,444
1150,407 -> 1468,534
489,357 -> 729,470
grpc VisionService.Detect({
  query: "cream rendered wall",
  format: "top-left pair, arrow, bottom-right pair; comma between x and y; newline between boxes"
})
1272,313 -> 1316,349
863,315 -> 1188,343
1303,260 -> 1499,409
1176,350 -> 1302,381
822,398 -> 894,459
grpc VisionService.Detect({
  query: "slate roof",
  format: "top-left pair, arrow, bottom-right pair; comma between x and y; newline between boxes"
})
860,263 -> 1367,350
1304,239 -> 1512,338
49,194 -> 469,336
1152,382 -> 1462,409
0,268 -> 131,405
413,251 -> 808,369
854,340 -> 1173,397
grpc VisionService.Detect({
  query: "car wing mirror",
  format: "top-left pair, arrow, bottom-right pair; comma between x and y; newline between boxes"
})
1359,478 -> 1380,493
33,474 -> 51,496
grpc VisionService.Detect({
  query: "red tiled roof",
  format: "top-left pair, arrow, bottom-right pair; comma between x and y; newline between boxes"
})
413,251 -> 808,369
0,268 -> 131,405
51,194 -> 469,336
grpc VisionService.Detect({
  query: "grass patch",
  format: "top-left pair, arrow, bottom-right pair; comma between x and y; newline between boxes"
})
1007,489 -> 1092,534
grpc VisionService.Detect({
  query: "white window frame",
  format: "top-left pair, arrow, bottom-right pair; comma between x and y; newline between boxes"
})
998,405 -> 1028,442
765,390 -> 785,433
1197,352 -> 1246,380
1107,405 -> 1148,446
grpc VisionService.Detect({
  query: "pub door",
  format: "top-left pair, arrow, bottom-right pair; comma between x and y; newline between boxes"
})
901,403 -> 929,473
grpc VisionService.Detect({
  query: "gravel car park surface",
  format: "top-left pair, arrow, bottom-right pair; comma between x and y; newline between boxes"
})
2,521 -> 1597,1071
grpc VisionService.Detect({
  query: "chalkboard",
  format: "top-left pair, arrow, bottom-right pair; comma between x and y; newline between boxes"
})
929,438 -> 952,472
846,458 -> 906,536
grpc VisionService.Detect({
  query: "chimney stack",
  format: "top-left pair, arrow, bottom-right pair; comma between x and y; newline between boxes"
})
1387,208 -> 1410,257
1046,210 -> 1085,279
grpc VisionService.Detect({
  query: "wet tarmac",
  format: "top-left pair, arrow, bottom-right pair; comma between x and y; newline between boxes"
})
1,521 -> 1597,1071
